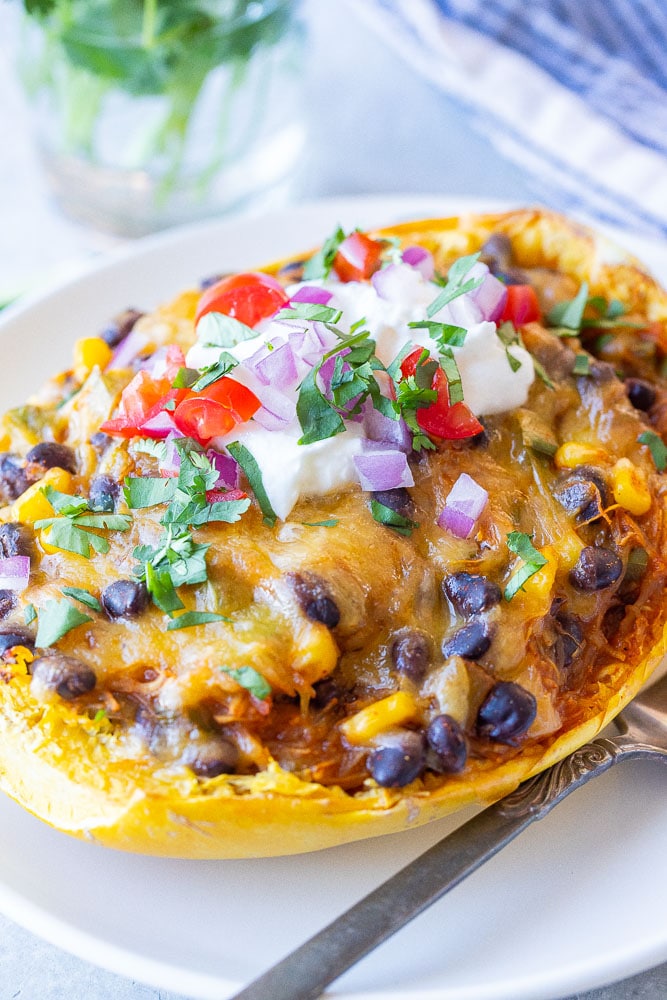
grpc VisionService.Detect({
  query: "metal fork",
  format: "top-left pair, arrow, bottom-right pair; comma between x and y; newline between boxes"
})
231,672 -> 667,1000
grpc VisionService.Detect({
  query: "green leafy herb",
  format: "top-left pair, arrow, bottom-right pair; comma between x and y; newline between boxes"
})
220,665 -> 271,700
370,499 -> 418,537
438,348 -> 464,404
426,253 -> 482,318
548,285 -> 637,336
172,366 -> 201,389
144,561 -> 185,615
407,320 -> 467,348
61,587 -> 102,612
638,430 -> 667,472
275,303 -> 342,324
131,437 -> 168,462
42,486 -> 88,517
296,363 -> 346,445
573,352 -> 591,376
227,441 -> 277,526
124,476 -> 177,509
166,610 -> 230,631
532,357 -> 555,390
197,311 -> 259,349
302,225 -> 346,280
302,518 -> 339,527
35,598 -> 92,648
24,604 -> 37,625
191,352 -> 238,391
504,531 -> 548,601
93,708 -> 108,724
393,349 -> 438,453
35,486 -> 131,558
547,282 -> 589,331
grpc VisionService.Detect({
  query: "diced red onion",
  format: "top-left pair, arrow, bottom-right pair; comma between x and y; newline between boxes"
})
207,449 -> 240,489
354,448 -> 414,491
290,286 -> 333,305
309,321 -> 339,352
438,473 -> 488,538
140,409 -> 178,439
137,345 -> 169,378
0,555 -> 30,592
402,245 -> 435,280
371,262 -> 424,302
108,326 -> 148,371
159,432 -> 184,476
468,262 -> 507,323
255,341 -> 298,389
363,400 -> 411,452
252,385 -> 295,430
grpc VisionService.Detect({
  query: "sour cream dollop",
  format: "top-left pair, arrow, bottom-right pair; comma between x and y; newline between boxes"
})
186,260 -> 535,519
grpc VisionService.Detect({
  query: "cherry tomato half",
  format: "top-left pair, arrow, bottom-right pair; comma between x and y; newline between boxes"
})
399,348 -> 483,440
195,272 -> 289,328
173,377 -> 260,444
500,284 -> 541,326
333,232 -> 384,282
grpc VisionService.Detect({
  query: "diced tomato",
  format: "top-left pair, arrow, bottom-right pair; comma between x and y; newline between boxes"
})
173,377 -> 260,444
399,348 -> 483,440
195,272 -> 289,328
333,232 -> 384,282
206,488 -> 248,503
500,284 -> 541,326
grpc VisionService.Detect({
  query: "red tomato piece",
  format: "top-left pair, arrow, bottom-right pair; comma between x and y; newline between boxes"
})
201,377 -> 261,423
399,347 -> 483,440
500,284 -> 541,326
206,488 -> 248,503
173,377 -> 260,444
333,232 -> 384,282
195,272 -> 289,328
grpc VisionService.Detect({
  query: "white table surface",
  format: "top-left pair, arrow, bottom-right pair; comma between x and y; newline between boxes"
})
0,3 -> 665,998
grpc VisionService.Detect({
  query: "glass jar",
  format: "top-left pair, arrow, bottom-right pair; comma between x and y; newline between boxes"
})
17,0 -> 305,235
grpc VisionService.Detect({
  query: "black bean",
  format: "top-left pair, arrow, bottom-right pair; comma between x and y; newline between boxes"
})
480,234 -> 527,284
101,580 -> 149,620
183,736 -> 238,778
552,466 -> 609,524
551,611 -> 584,670
477,681 -> 537,743
311,677 -> 342,709
277,260 -> 306,283
442,620 -> 492,660
88,474 -> 120,512
26,441 -> 77,474
0,454 -> 31,501
442,572 -> 502,616
90,432 -> 112,454
370,488 -> 412,518
0,591 -> 16,620
0,628 -> 34,655
391,629 -> 432,682
288,572 -> 340,629
367,731 -> 426,787
625,378 -> 656,411
570,546 -> 623,591
0,522 -> 32,559
426,714 -> 468,772
30,653 -> 96,700
100,308 -> 144,348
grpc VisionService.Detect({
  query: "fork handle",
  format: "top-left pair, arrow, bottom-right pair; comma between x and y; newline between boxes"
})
230,737 -> 628,1000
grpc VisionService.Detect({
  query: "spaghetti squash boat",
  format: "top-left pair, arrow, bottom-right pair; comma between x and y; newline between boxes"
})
0,208 -> 665,858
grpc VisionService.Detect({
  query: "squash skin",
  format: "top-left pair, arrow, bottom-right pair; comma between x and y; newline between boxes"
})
0,208 -> 665,859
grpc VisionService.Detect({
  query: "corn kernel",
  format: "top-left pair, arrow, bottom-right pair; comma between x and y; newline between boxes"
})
557,531 -> 585,571
11,467 -> 72,523
521,544 -> 558,597
73,337 -> 113,383
611,458 -> 652,516
292,621 -> 339,685
554,442 -> 610,469
340,691 -> 419,746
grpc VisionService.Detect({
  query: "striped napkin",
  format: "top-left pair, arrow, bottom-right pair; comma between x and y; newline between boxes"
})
351,0 -> 667,238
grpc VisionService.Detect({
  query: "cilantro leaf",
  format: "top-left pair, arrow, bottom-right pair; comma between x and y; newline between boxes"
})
638,430 -> 667,472
41,486 -> 88,516
573,352 -> 591,376
547,282 -> 589,330
197,311 -> 259,348
302,518 -> 339,527
296,363 -> 346,445
370,499 -> 418,536
275,303 -> 342,324
408,320 -> 467,348
426,253 -> 482,318
227,441 -> 277,526
124,476 -> 177,509
35,598 -> 92,648
172,367 -> 200,389
220,665 -> 271,700
438,348 -> 464,404
61,587 -> 102,612
302,225 -> 346,280
144,561 -> 185,615
191,352 -> 238,391
24,604 -> 37,625
166,611 -> 230,631
504,531 -> 548,601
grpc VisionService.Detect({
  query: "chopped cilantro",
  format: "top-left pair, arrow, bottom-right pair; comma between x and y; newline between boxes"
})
144,561 -> 185,615
573,352 -> 591,376
24,604 -> 37,625
532,357 -> 555,390
548,285 -> 637,336
61,587 -> 102,612
220,665 -> 271,700
296,362 -> 346,445
438,348 -> 464,404
370,499 -> 418,536
302,518 -> 339,527
166,610 -> 230,630
547,282 -> 589,331
35,598 -> 92,648
197,311 -> 259,349
638,430 -> 667,472
275,303 -> 342,324
191,351 -> 239,391
227,441 -> 277,527
132,438 -> 168,462
93,708 -> 108,723
426,253 -> 482,318
124,477 -> 177,509
35,487 -> 131,559
172,366 -> 200,389
504,531 -> 548,601
302,224 -> 346,280
407,320 -> 467,348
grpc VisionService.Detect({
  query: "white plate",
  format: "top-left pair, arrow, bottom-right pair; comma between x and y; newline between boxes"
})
0,195 -> 666,1000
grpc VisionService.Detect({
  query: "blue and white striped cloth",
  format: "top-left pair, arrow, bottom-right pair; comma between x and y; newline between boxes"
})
352,0 -> 667,238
